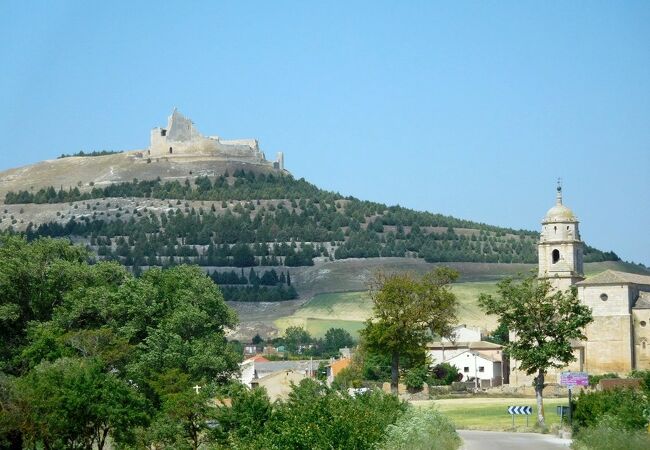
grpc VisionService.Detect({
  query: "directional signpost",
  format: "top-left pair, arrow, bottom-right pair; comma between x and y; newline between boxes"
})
560,371 -> 589,427
507,405 -> 533,428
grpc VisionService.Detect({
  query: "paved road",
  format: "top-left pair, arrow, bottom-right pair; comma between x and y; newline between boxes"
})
459,430 -> 571,450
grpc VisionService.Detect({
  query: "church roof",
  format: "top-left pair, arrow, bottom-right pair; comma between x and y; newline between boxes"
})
543,204 -> 576,223
576,270 -> 650,287
542,182 -> 577,223
633,291 -> 650,309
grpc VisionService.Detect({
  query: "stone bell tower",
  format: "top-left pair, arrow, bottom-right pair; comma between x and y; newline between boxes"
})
538,180 -> 585,291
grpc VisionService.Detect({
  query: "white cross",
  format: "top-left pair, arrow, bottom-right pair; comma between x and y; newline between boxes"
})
193,385 -> 201,395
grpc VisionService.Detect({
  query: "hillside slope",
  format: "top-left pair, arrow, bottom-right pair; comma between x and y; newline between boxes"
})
1,154 -> 647,339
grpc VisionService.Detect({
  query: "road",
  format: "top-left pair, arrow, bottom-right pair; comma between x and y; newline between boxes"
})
459,430 -> 571,450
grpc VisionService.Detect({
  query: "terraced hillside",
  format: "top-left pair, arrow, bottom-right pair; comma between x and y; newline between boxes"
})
1,153 -> 642,338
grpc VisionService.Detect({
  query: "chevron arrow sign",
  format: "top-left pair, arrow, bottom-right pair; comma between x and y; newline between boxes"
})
507,406 -> 533,415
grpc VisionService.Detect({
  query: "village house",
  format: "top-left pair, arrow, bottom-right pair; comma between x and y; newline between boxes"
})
427,340 -> 504,387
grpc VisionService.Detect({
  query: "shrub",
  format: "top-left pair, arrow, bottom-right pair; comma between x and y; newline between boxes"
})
628,369 -> 650,393
431,363 -> 462,385
379,407 -> 461,450
571,416 -> 650,450
240,379 -> 406,449
404,365 -> 429,390
588,372 -> 619,388
573,388 -> 649,431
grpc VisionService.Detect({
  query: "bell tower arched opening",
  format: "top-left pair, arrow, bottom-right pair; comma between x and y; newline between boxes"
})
552,249 -> 560,264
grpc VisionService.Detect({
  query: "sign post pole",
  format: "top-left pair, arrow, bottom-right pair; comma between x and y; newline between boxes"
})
560,371 -> 587,430
568,387 -> 572,427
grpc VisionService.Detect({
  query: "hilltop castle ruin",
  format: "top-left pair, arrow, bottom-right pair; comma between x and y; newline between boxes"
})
149,109 -> 284,170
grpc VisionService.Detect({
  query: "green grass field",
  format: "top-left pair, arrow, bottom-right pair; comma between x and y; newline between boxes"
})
268,260 -> 647,339
413,397 -> 569,431
274,281 -> 502,337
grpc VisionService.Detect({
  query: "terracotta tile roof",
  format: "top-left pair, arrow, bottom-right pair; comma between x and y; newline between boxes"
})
576,270 -> 650,287
328,358 -> 352,376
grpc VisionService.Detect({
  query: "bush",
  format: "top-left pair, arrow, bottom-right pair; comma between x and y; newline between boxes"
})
588,372 -> 619,388
571,416 -> 650,450
237,379 -> 407,449
431,363 -> 462,385
404,365 -> 429,390
628,369 -> 650,393
379,407 -> 461,450
573,388 -> 649,431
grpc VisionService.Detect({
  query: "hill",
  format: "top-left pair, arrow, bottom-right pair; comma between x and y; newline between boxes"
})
1,152 -> 646,338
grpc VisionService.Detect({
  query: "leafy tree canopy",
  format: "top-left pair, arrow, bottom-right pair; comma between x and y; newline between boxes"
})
478,274 -> 593,426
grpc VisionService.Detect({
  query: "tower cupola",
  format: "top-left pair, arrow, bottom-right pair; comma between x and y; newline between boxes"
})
538,180 -> 584,290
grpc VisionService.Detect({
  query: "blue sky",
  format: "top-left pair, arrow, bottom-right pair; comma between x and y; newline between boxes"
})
1,1 -> 649,265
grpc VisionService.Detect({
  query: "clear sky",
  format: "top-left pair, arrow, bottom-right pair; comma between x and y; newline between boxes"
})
1,1 -> 648,265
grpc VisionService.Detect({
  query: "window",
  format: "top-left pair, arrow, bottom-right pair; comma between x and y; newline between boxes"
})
552,249 -> 560,264
641,321 -> 647,327
463,367 -> 469,373
478,366 -> 485,372
169,147 -> 173,154
600,293 -> 608,302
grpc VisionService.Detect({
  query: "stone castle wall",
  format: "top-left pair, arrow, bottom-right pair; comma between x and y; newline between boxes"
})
147,110 -> 278,167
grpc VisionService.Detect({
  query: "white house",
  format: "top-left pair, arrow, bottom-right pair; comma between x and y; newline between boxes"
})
445,350 -> 503,387
427,340 -> 504,387
442,325 -> 483,343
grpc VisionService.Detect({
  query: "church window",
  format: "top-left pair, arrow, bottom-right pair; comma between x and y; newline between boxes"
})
641,321 -> 647,327
169,147 -> 173,154
600,293 -> 608,301
552,249 -> 560,264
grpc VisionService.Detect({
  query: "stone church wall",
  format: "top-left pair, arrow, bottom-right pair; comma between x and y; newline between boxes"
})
633,308 -> 650,368
580,285 -> 634,374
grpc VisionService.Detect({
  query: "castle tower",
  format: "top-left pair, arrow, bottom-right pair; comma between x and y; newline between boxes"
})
538,181 -> 584,291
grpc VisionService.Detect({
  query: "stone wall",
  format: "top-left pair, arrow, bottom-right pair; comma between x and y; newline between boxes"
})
580,285 -> 634,374
633,307 -> 650,369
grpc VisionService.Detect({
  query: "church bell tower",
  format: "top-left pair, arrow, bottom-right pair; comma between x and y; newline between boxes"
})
538,180 -> 584,291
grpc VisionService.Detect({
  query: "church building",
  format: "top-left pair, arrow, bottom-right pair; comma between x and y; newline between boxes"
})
511,184 -> 650,384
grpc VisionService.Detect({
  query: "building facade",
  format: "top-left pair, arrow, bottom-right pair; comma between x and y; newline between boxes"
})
510,184 -> 650,385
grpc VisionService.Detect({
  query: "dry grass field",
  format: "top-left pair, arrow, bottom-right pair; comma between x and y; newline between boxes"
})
259,259 -> 645,339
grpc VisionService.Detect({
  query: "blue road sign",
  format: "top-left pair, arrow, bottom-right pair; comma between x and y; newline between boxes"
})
507,406 -> 533,415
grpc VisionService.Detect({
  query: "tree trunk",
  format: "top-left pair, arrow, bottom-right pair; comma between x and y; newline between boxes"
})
534,369 -> 546,427
391,350 -> 399,394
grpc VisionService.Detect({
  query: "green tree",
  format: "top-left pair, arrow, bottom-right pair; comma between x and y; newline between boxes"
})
16,357 -> 148,450
361,268 -> 459,393
252,379 -> 406,449
283,326 -> 312,353
478,274 -> 593,427
323,327 -> 355,356
144,369 -> 216,450
213,383 -> 272,445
